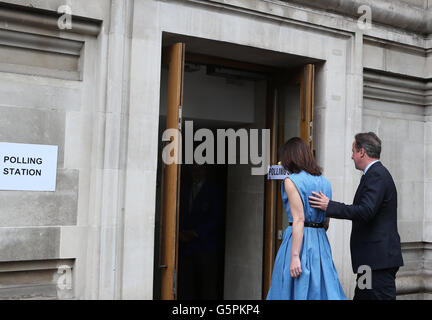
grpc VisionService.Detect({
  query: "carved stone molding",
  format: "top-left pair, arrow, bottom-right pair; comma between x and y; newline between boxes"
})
0,2 -> 101,36
282,0 -> 432,35
0,27 -> 84,80
397,242 -> 432,296
364,69 -> 429,107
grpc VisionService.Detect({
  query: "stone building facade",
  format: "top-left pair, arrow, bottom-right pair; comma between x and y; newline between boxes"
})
0,0 -> 431,299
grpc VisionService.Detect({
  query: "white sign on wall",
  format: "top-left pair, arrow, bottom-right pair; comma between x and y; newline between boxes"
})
0,142 -> 58,191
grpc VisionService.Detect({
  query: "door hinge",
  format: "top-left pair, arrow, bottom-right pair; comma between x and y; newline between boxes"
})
172,268 -> 177,297
178,106 -> 182,131
309,121 -> 313,142
277,229 -> 283,240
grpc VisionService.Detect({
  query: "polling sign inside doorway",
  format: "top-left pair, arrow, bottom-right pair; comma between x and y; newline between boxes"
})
267,164 -> 290,180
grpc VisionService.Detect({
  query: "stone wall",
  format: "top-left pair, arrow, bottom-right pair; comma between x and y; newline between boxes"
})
0,0 -> 120,300
0,0 -> 431,299
362,40 -> 432,297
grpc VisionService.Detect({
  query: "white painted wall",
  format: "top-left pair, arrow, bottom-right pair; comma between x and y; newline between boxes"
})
223,80 -> 267,299
160,67 -> 256,124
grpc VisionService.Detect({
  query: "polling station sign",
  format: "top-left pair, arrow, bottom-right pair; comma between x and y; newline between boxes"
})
0,142 -> 58,191
268,165 -> 290,180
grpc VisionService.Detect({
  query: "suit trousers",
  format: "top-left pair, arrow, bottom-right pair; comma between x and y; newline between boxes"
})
354,267 -> 399,300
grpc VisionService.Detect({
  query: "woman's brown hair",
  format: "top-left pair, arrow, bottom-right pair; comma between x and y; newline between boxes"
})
279,137 -> 322,176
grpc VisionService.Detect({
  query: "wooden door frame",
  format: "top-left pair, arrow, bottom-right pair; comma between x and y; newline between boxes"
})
160,42 -> 185,300
160,49 -> 279,300
262,80 -> 279,298
159,45 -> 315,299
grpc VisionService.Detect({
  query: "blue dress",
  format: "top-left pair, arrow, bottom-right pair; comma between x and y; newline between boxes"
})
266,171 -> 346,300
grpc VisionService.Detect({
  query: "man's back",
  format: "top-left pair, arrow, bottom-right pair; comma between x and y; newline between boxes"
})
309,132 -> 404,299
349,161 -> 404,272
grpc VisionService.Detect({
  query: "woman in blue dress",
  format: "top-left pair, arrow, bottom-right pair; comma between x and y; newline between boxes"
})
266,137 -> 346,300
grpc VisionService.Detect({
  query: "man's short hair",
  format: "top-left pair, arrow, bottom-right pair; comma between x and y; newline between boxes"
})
355,132 -> 381,159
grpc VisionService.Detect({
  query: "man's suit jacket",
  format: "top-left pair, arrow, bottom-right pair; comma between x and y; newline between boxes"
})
326,161 -> 404,273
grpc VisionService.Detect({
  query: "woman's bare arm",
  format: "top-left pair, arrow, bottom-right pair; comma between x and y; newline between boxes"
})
284,178 -> 305,278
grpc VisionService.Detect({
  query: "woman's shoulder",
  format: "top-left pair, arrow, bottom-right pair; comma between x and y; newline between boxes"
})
284,171 -> 305,183
302,171 -> 331,185
290,170 -> 308,177
295,170 -> 319,179
317,174 -> 332,189
287,171 -> 330,184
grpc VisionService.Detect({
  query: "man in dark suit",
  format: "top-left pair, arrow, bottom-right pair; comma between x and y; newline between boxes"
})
308,132 -> 404,300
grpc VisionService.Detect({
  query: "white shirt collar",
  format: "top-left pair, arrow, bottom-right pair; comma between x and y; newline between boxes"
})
363,160 -> 380,175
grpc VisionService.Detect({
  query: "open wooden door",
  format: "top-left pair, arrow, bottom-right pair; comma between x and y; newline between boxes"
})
160,42 -> 185,300
263,64 -> 315,298
300,64 -> 315,151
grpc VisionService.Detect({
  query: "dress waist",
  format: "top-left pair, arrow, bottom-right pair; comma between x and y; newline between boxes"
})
288,222 -> 324,228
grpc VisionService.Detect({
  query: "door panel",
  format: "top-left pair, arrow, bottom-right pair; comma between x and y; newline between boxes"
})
300,64 -> 315,151
160,42 -> 185,300
263,64 -> 315,298
263,81 -> 278,297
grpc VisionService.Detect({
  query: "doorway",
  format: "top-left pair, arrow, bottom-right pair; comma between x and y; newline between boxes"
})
153,33 -> 319,300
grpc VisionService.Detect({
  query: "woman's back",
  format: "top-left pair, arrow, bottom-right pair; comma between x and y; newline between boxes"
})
267,137 -> 345,300
281,171 -> 332,224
